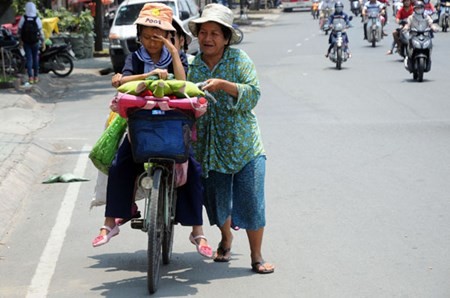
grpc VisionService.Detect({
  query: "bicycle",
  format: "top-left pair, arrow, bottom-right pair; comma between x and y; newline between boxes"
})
116,93 -> 207,294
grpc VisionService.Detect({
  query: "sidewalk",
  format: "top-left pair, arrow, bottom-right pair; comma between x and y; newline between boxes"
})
0,57 -> 112,240
0,10 -> 280,240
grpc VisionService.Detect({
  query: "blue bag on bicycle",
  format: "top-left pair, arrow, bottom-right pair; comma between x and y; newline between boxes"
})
127,109 -> 194,163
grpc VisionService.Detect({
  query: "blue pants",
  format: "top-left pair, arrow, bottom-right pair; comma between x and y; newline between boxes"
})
203,155 -> 266,230
23,42 -> 39,78
105,136 -> 203,226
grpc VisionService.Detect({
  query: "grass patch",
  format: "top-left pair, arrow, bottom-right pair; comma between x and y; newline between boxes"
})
0,75 -> 17,89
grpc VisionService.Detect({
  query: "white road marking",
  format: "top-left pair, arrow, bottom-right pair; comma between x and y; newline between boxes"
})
26,145 -> 91,297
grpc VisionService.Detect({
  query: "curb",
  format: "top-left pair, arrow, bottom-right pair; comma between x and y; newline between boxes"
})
0,92 -> 54,240
0,138 -> 52,240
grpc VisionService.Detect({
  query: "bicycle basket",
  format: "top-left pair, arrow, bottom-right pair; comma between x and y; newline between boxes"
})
127,109 -> 194,163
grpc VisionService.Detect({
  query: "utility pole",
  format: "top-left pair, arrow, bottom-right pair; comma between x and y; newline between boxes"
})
94,0 -> 103,51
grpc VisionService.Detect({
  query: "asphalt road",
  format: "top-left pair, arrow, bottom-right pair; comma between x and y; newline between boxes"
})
1,8 -> 450,298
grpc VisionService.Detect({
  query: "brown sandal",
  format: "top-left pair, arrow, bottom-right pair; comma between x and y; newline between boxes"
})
251,261 -> 275,274
213,242 -> 231,262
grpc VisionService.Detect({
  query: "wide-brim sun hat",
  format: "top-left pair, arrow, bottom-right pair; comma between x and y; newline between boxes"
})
134,3 -> 176,32
172,16 -> 193,45
188,3 -> 240,45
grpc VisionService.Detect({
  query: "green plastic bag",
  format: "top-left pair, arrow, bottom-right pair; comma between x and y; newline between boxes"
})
89,115 -> 127,175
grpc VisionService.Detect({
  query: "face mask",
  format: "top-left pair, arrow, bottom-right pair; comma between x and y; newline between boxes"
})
336,7 -> 343,13
423,0 -> 429,3
415,8 -> 424,14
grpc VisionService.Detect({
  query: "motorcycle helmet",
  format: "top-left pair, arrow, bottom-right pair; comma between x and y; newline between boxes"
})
335,1 -> 344,13
414,1 -> 425,15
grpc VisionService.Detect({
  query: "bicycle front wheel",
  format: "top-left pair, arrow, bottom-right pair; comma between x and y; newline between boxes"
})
162,185 -> 176,265
147,168 -> 163,294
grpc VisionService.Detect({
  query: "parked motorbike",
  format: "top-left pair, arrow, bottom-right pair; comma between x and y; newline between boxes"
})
438,2 -> 450,31
402,19 -> 433,82
39,43 -> 75,77
365,11 -> 383,47
350,0 -> 361,16
0,27 -> 25,76
328,16 -> 352,69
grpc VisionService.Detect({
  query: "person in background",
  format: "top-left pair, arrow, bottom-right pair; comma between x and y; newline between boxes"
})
17,1 -> 45,84
362,0 -> 387,39
387,0 -> 414,54
187,3 -> 275,274
171,16 -> 195,63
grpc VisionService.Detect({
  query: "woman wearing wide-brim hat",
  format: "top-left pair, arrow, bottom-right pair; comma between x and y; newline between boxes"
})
187,3 -> 275,274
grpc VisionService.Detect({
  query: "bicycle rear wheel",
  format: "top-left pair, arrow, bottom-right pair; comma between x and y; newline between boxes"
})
147,168 -> 163,294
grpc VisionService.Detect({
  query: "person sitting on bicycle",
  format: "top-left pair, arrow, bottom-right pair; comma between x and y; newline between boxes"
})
325,1 -> 352,58
93,3 -> 213,259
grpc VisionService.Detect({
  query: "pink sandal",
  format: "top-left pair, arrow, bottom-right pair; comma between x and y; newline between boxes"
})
189,233 -> 213,258
92,225 -> 120,247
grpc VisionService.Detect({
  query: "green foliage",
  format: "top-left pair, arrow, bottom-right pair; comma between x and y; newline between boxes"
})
43,7 -> 94,35
12,0 -> 43,15
77,10 -> 94,35
43,7 -> 75,33
0,75 -> 15,83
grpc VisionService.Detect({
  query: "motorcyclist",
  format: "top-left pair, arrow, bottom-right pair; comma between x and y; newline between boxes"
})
436,0 -> 450,25
362,0 -> 387,39
325,1 -> 352,58
319,0 -> 336,29
312,0 -> 320,19
423,0 -> 436,15
403,1 -> 439,31
387,0 -> 414,54
401,1 -> 438,72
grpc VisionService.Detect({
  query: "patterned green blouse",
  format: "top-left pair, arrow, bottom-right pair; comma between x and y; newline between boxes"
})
187,47 -> 265,177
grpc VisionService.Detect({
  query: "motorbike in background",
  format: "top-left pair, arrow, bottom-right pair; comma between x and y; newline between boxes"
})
438,2 -> 450,32
401,19 -> 433,82
393,0 -> 403,16
312,0 -> 320,19
350,0 -> 362,16
365,11 -> 383,47
39,43 -> 75,77
320,7 -> 333,35
396,19 -> 409,58
0,26 -> 25,76
328,16 -> 352,69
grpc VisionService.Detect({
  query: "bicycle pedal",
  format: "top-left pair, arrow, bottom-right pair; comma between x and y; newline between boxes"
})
130,218 -> 144,229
